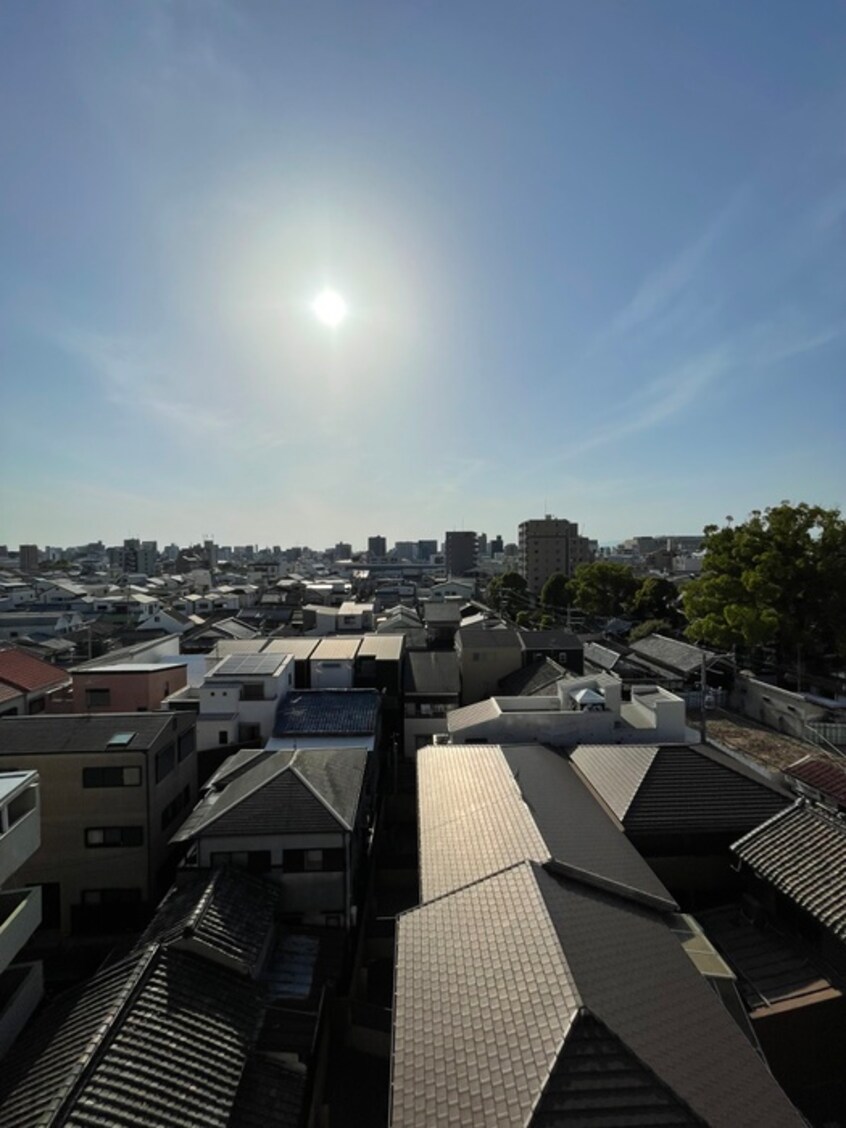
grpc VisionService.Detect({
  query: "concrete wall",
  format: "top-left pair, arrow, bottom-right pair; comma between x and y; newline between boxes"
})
731,674 -> 825,739
72,667 -> 188,713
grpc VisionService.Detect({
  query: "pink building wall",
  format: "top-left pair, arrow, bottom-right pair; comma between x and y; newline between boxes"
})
71,665 -> 187,713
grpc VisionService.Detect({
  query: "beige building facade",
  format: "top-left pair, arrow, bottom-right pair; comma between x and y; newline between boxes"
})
518,515 -> 593,594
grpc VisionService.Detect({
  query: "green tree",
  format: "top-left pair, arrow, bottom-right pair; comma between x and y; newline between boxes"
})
568,561 -> 638,618
539,572 -> 572,613
630,576 -> 681,624
486,571 -> 529,618
683,503 -> 846,673
629,618 -> 672,643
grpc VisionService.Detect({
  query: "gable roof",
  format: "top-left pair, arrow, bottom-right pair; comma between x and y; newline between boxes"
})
274,689 -> 380,736
497,657 -> 566,696
136,867 -> 277,978
517,629 -> 582,652
732,801 -> 846,940
417,743 -> 675,911
629,634 -> 715,675
571,744 -> 790,836
171,747 -> 367,842
0,646 -> 69,693
391,862 -> 802,1128
0,944 -> 264,1128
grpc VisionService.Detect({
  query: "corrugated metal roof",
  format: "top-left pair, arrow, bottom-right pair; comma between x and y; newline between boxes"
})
445,699 -> 499,733
732,801 -> 846,940
312,638 -> 361,661
357,634 -> 405,660
456,627 -> 521,650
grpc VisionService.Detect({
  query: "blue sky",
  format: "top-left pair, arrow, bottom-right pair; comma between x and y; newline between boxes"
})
2,1 -> 844,550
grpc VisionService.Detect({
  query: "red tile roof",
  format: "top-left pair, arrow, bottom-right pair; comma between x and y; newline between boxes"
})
0,646 -> 70,694
0,682 -> 23,705
786,757 -> 846,806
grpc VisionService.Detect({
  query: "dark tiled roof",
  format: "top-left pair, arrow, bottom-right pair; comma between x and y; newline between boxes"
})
785,756 -> 846,806
629,634 -> 715,675
697,903 -> 839,1013
732,802 -> 846,940
0,646 -> 69,693
583,641 -> 622,671
403,651 -> 460,696
0,712 -> 188,755
456,627 -> 521,650
274,690 -> 380,736
0,682 -> 22,705
571,744 -> 790,837
391,862 -> 802,1128
497,657 -> 565,696
229,1057 -> 306,1128
517,629 -> 582,652
534,1010 -> 704,1126
0,945 -> 264,1128
172,747 -> 366,841
137,868 -> 277,977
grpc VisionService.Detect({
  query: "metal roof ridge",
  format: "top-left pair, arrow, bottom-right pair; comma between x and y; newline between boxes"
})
543,858 -> 679,913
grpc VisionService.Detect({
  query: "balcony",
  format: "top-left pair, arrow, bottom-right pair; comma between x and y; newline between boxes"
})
0,887 -> 42,974
0,961 -> 43,1058
0,779 -> 40,887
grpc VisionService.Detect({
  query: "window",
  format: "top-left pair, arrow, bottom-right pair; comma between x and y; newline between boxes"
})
155,743 -> 175,783
304,848 -> 322,871
283,847 -> 344,873
83,766 -> 142,788
85,688 -> 111,708
218,730 -> 228,745
85,826 -> 144,848
241,683 -> 263,701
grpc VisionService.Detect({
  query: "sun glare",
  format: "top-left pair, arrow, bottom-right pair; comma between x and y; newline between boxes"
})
311,288 -> 348,328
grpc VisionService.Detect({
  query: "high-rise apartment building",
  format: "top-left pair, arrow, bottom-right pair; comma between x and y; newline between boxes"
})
518,516 -> 592,594
368,535 -> 387,559
18,545 -> 39,572
444,531 -> 478,577
417,540 -> 438,561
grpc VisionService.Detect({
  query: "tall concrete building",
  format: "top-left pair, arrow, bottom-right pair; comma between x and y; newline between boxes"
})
368,535 -> 387,560
518,516 -> 592,594
18,545 -> 39,572
417,539 -> 438,561
444,531 -> 478,577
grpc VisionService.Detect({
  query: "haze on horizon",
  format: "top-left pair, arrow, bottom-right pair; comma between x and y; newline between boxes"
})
1,1 -> 844,549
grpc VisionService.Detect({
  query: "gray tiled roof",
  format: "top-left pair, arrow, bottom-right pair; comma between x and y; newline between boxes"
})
732,801 -> 846,940
0,712 -> 188,755
137,868 -> 277,978
445,699 -> 499,733
456,627 -> 521,650
571,744 -> 790,838
274,690 -> 380,735
497,657 -> 566,696
171,747 -> 366,842
517,629 -> 582,652
403,651 -> 461,696
629,634 -> 715,675
0,945 -> 264,1128
391,862 -> 803,1128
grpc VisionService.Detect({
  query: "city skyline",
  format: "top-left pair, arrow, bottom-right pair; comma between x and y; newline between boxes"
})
2,2 -> 845,546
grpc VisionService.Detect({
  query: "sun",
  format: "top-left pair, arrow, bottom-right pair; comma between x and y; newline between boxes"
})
311,288 -> 348,328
